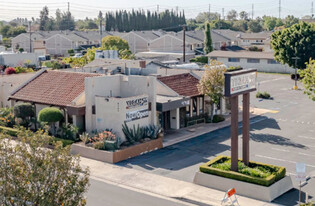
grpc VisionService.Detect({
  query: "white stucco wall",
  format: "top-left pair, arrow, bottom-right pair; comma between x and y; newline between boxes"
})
0,53 -> 40,67
122,33 -> 149,54
213,57 -> 293,74
85,75 -> 157,140
149,35 -> 193,53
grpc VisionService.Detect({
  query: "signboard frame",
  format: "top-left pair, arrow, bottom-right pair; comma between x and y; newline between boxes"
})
224,69 -> 257,97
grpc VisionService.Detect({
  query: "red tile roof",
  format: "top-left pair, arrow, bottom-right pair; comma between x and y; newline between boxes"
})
158,73 -> 201,97
10,70 -> 100,107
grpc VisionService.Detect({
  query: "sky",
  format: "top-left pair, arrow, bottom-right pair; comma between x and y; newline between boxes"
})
0,0 -> 313,21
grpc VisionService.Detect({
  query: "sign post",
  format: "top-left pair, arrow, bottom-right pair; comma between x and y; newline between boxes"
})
224,69 -> 257,171
296,162 -> 306,204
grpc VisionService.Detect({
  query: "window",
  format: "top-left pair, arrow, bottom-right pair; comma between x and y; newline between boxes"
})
256,40 -> 263,43
247,58 -> 260,63
92,105 -> 96,115
268,59 -> 280,64
228,58 -> 240,62
243,39 -> 249,42
210,57 -> 217,61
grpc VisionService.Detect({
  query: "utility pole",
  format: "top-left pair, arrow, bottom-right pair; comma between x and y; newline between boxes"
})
183,25 -> 186,62
222,8 -> 225,20
157,5 -> 159,14
67,2 -> 70,29
176,6 -> 178,15
68,2 -> 70,12
292,57 -> 300,90
99,18 -> 103,48
312,2 -> 314,18
279,0 -> 281,19
209,4 -> 211,21
252,4 -> 254,19
28,21 -> 32,53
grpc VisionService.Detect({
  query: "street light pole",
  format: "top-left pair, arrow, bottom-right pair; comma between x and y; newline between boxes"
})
292,57 -> 300,90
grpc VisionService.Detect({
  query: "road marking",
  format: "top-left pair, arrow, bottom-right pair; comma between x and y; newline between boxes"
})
271,147 -> 289,152
298,135 -> 315,140
255,154 -> 315,168
259,77 -> 286,84
298,152 -> 315,157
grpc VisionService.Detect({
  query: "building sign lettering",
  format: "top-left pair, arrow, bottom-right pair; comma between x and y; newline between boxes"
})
125,109 -> 149,122
126,97 -> 148,109
224,69 -> 257,97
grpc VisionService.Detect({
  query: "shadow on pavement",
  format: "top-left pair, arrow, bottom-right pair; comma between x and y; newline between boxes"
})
250,133 -> 307,149
250,117 -> 281,131
173,197 -> 213,206
273,188 -> 313,206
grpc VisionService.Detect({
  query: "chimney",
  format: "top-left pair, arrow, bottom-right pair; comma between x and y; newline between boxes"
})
139,60 -> 146,69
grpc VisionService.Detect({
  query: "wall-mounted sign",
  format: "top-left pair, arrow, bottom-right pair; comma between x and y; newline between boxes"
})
125,109 -> 149,122
224,69 -> 257,97
126,97 -> 148,109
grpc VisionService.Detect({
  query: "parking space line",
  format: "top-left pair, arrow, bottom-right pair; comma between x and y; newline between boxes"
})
271,147 -> 290,152
255,154 -> 315,168
299,135 -> 315,140
298,152 -> 315,157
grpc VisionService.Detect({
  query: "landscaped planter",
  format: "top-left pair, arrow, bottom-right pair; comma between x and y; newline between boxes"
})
71,137 -> 163,163
193,156 -> 293,202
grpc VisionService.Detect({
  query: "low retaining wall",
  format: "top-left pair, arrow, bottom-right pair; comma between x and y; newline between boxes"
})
193,171 -> 293,202
71,138 -> 163,163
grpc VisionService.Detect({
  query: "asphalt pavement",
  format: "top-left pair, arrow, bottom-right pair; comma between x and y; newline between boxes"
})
117,73 -> 315,206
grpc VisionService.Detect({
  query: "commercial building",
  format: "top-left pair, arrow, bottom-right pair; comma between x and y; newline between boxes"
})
207,50 -> 294,74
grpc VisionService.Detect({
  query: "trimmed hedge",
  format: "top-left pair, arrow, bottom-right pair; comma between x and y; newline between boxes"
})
199,156 -> 286,187
38,107 -> 64,123
0,126 -> 18,136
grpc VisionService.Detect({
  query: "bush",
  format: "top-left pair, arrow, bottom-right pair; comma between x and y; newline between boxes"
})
122,123 -> 145,144
15,67 -> 34,74
38,107 -> 64,123
190,56 -> 208,64
82,130 -> 121,151
256,91 -> 271,99
58,123 -> 79,141
212,115 -> 225,123
53,137 -> 74,147
199,156 -> 286,187
0,108 -> 16,128
0,126 -> 18,136
227,66 -> 243,72
4,67 -> 16,75
13,103 -> 35,119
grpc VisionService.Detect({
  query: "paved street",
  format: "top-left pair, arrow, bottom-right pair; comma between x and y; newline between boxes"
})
117,73 -> 315,206
87,178 -> 189,206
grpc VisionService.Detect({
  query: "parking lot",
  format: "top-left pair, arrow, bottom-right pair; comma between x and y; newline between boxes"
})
117,73 -> 315,206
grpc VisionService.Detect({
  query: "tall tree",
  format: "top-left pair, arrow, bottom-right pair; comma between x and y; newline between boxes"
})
239,11 -> 249,20
227,10 -> 238,21
299,59 -> 315,101
271,22 -> 315,69
204,22 -> 213,54
198,61 -> 226,121
248,20 -> 263,32
39,6 -> 49,31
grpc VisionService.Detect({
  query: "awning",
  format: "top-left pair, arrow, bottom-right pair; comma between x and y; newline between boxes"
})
156,95 -> 190,112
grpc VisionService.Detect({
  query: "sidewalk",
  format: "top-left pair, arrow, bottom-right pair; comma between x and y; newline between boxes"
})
163,107 -> 274,147
81,157 -> 278,206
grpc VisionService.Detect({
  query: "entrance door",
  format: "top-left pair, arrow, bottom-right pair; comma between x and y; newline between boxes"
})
163,111 -> 171,130
180,107 -> 186,128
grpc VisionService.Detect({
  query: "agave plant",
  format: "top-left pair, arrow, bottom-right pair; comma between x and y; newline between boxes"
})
144,125 -> 162,139
122,122 -> 146,144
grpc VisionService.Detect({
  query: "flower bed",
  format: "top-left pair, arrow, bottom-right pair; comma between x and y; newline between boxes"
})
194,156 -> 293,202
199,156 -> 285,186
71,137 -> 163,163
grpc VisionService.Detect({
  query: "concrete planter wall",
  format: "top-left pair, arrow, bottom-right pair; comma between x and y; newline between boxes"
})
193,171 -> 293,202
71,138 -> 163,163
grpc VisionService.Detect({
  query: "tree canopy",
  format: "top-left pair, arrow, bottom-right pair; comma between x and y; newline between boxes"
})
299,59 -> 315,101
102,36 -> 129,50
204,22 -> 213,54
0,129 -> 89,205
38,107 -> 64,123
271,22 -> 315,69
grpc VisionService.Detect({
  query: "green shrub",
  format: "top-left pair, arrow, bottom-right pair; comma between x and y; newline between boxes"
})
212,115 -> 225,123
53,137 -> 74,147
0,126 -> 18,136
190,56 -> 208,64
227,66 -> 243,72
122,123 -> 145,144
38,107 -> 63,123
256,91 -> 271,99
58,123 -> 79,141
13,103 -> 35,127
200,156 -> 286,187
143,125 -> 162,139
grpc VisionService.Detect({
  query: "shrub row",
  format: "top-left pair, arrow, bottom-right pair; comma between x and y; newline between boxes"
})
199,156 -> 286,187
0,126 -> 18,136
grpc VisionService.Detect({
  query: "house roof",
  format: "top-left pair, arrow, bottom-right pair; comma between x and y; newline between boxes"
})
240,31 -> 273,40
158,73 -> 200,97
207,50 -> 275,59
212,29 -> 243,41
178,30 -> 231,43
10,70 -> 101,107
84,58 -> 146,69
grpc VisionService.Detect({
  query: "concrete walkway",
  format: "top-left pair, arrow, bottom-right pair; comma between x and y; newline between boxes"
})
81,157 -> 278,206
81,107 -> 281,206
163,107 -> 275,147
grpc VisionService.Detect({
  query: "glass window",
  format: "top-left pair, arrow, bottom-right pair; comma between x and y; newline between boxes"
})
247,58 -> 260,63
267,59 -> 280,64
210,57 -> 217,60
228,58 -> 240,62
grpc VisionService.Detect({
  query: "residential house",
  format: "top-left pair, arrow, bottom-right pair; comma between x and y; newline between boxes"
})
9,70 -> 101,130
207,50 -> 293,73
0,72 -> 36,108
